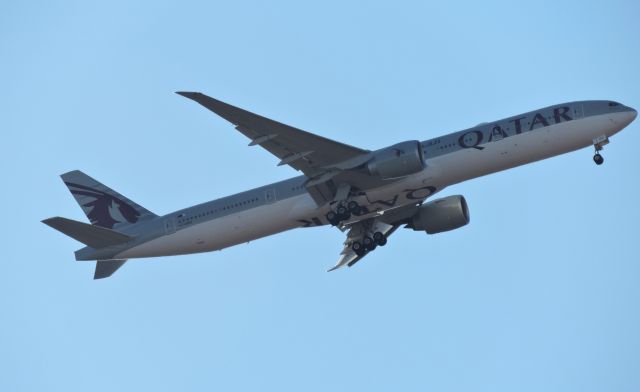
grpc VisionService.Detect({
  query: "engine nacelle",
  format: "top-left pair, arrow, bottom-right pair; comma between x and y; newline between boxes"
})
409,195 -> 470,234
367,140 -> 425,179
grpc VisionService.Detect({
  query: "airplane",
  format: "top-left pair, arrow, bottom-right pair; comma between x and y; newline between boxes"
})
43,92 -> 637,279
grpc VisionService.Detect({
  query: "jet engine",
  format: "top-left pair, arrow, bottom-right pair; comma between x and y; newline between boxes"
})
408,195 -> 470,234
367,140 -> 426,179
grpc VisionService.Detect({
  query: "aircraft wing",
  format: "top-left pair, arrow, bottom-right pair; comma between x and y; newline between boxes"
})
176,92 -> 369,177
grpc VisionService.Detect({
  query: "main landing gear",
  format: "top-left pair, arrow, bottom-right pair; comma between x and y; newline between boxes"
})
592,135 -> 609,166
351,231 -> 388,257
326,200 -> 364,226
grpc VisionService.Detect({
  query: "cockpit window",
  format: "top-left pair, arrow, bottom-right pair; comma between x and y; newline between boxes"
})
608,101 -> 620,107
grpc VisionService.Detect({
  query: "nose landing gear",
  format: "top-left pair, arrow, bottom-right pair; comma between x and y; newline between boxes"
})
592,135 -> 609,166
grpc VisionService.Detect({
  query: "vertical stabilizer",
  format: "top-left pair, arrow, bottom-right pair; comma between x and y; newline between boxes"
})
61,170 -> 156,229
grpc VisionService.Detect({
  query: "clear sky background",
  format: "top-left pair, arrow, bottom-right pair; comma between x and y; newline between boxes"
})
2,1 -> 639,391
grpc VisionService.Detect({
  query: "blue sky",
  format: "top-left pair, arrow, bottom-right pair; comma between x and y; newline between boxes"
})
2,1 -> 640,391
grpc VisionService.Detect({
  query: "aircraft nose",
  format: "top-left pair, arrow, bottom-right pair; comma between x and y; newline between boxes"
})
613,106 -> 637,129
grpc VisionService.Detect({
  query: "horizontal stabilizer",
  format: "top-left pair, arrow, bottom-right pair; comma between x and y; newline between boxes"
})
42,217 -> 133,248
94,259 -> 127,279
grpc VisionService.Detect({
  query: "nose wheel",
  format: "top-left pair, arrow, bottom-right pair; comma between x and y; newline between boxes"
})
592,135 -> 609,166
593,153 -> 604,165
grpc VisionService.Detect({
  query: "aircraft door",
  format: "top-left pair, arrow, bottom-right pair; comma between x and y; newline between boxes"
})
265,188 -> 277,204
164,216 -> 176,235
573,104 -> 584,119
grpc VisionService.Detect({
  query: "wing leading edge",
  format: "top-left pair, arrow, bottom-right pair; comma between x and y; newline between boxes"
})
176,92 -> 369,177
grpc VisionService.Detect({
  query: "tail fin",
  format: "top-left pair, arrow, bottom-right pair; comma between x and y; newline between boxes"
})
61,170 -> 156,229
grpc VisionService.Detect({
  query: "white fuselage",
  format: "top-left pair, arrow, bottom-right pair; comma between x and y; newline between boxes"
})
115,109 -> 633,260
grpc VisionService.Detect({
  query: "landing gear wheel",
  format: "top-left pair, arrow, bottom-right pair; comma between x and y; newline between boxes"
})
593,153 -> 604,165
337,205 -> 351,221
362,236 -> 375,251
352,241 -> 366,256
326,211 -> 339,226
347,200 -> 361,214
373,231 -> 387,246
